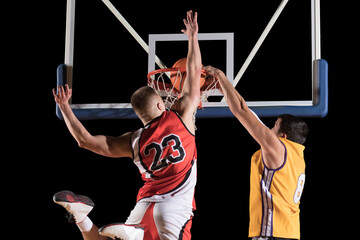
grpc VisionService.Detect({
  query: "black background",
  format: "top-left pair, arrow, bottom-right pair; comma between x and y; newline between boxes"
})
9,0 -> 357,239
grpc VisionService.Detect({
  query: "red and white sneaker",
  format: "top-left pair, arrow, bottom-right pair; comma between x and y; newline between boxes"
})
53,190 -> 94,223
99,223 -> 144,240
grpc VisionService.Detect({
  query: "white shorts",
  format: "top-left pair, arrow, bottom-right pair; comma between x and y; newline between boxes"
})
125,200 -> 194,240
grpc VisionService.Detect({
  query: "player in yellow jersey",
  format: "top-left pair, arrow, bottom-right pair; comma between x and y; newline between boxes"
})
203,66 -> 308,240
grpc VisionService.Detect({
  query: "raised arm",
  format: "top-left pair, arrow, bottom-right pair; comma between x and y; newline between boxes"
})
53,84 -> 133,158
203,66 -> 285,169
171,10 -> 201,134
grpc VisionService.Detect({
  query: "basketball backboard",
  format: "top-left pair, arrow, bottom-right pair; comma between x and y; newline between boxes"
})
56,0 -> 328,120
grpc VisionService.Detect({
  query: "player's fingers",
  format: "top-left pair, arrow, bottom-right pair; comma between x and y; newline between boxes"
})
56,86 -> 61,97
187,10 -> 193,22
68,88 -> 73,98
202,65 -> 210,71
59,85 -> 65,98
202,66 -> 215,76
65,84 -> 71,96
52,88 -> 59,101
193,12 -> 198,23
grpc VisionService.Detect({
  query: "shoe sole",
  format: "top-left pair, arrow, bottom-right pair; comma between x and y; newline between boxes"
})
53,190 -> 95,207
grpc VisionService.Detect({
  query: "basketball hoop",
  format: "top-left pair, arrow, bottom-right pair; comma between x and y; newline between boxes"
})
147,68 -> 219,110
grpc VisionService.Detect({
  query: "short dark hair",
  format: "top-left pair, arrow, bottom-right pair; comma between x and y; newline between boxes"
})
278,114 -> 309,145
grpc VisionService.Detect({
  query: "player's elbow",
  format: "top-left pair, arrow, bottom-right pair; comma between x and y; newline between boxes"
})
77,140 -> 88,149
232,107 -> 246,120
76,136 -> 93,150
229,98 -> 249,119
77,140 -> 108,157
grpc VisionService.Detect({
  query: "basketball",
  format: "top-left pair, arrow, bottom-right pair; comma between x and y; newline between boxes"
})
170,58 -> 206,92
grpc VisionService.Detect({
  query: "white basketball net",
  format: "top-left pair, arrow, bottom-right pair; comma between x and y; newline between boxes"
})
147,68 -> 219,110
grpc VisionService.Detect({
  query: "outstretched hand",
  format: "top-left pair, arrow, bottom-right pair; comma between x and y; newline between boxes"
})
181,10 -> 198,38
202,65 -> 225,78
202,65 -> 225,93
52,84 -> 72,106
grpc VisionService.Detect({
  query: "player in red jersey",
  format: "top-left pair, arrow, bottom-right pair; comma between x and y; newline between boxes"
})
53,10 -> 201,240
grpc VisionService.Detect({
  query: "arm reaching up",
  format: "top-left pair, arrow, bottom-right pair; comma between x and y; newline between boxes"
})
52,84 -> 132,158
172,10 -> 202,134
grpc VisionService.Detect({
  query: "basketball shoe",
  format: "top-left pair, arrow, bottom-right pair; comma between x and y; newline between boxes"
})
53,190 -> 94,223
99,223 -> 144,240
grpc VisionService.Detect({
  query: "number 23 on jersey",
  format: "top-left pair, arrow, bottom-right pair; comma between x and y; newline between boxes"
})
144,134 -> 186,172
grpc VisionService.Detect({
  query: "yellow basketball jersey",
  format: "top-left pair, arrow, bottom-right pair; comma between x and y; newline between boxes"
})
248,138 -> 305,239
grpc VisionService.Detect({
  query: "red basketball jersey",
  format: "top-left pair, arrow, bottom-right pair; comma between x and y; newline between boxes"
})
131,110 -> 197,209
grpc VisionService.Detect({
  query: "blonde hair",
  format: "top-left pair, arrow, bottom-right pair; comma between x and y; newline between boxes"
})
131,86 -> 161,119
